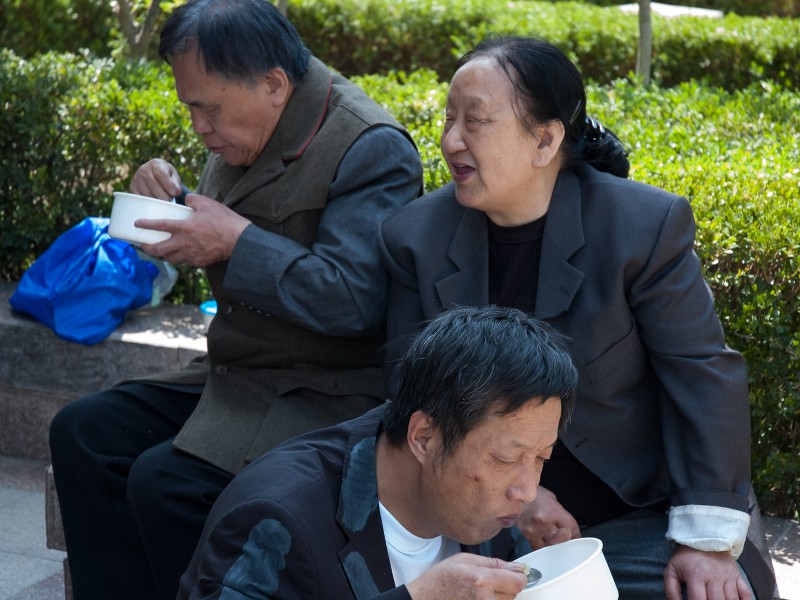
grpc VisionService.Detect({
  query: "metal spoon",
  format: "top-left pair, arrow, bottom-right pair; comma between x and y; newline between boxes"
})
525,566 -> 543,589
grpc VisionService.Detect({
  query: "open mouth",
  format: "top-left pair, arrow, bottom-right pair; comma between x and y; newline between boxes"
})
450,162 -> 475,182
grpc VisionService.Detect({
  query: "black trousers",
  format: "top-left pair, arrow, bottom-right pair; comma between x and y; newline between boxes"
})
49,382 -> 234,600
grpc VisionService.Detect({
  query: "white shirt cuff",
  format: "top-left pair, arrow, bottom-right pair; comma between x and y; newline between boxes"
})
665,504 -> 749,558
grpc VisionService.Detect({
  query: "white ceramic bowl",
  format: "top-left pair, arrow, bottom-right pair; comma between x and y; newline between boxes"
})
109,191 -> 193,246
513,538 -> 618,599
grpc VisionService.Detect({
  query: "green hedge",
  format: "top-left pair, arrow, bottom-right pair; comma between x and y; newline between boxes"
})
285,0 -> 800,90
582,79 -> 800,518
3,1 -> 800,89
552,0 -> 800,18
0,50 -> 209,301
0,0 -> 112,58
3,0 -> 797,62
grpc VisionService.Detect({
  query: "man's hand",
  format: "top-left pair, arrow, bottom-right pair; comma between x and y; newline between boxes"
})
665,545 -> 751,600
405,554 -> 528,599
516,486 -> 581,550
131,158 -> 184,200
138,195 -> 251,266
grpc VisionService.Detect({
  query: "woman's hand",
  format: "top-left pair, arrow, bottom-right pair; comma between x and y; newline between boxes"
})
516,485 -> 581,550
665,546 -> 752,600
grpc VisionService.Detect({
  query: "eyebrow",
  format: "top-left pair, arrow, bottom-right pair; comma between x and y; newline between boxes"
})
447,92 -> 490,110
509,437 -> 559,452
464,95 -> 489,109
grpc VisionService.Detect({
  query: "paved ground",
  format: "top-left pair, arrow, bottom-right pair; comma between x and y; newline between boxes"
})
1,455 -> 798,599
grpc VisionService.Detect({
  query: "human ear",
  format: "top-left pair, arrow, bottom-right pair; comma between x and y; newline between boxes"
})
406,411 -> 437,465
263,68 -> 292,106
532,119 -> 566,167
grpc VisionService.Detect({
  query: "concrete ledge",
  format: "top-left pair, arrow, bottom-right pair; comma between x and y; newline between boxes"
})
0,281 -> 207,460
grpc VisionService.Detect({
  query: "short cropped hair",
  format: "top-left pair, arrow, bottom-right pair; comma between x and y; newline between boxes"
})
383,306 -> 577,463
158,0 -> 310,83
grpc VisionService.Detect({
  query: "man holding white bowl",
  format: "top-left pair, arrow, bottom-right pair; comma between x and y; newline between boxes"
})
48,1 -> 423,599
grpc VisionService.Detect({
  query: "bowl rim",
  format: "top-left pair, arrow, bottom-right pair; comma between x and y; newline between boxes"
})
513,537 -> 608,592
112,191 -> 194,213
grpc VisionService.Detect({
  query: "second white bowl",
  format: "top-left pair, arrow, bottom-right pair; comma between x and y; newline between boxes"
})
513,537 -> 618,599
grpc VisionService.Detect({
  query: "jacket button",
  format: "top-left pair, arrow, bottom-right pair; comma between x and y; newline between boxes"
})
222,304 -> 233,315
214,365 -> 228,375
238,301 -> 271,317
272,207 -> 281,218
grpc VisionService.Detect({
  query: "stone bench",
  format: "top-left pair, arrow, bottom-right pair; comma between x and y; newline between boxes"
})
0,280 -> 207,461
0,279 -> 207,600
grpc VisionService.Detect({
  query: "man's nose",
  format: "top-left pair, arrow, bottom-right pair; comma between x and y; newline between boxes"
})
509,468 -> 539,503
190,109 -> 212,135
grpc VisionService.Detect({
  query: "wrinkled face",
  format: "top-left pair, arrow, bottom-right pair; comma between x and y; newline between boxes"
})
171,51 -> 283,167
421,398 -> 561,545
441,57 -> 543,225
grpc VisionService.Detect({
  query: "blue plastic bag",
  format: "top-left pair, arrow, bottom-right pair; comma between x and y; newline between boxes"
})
9,217 -> 158,345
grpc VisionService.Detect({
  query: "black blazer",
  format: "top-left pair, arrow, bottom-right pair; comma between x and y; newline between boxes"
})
179,406 -> 525,599
379,163 -> 776,598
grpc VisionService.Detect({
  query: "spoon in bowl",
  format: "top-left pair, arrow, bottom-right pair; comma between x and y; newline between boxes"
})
524,566 -> 543,588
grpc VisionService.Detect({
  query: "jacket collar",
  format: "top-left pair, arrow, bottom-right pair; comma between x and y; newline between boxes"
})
535,167 -> 585,319
438,168 -> 587,320
436,187 -> 490,309
336,408 -> 396,597
215,57 -> 333,208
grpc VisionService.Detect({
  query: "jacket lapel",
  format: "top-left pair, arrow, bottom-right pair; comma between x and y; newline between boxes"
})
434,170 -> 587,319
535,168 -> 585,320
336,423 -> 395,598
218,58 -> 334,209
435,207 -> 490,309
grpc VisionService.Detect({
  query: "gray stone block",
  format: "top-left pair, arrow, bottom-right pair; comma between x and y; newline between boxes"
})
0,281 -> 207,398
0,386 -> 69,461
0,281 -> 207,460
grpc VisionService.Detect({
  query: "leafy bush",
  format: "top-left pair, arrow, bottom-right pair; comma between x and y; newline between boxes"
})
4,0 -> 800,90
287,0 -> 800,90
583,79 -> 800,517
0,49 -> 208,301
547,0 -> 800,18
0,0 -> 112,58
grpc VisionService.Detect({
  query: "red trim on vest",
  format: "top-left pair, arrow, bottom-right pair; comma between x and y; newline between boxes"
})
291,75 -> 332,161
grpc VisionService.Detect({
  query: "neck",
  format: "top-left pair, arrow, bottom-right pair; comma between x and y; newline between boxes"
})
375,435 -> 432,538
486,161 -> 562,227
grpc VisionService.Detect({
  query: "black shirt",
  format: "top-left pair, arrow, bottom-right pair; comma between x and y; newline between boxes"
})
488,216 -> 545,314
488,214 -> 636,527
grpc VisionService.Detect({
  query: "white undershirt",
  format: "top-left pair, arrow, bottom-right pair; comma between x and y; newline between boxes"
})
379,502 -> 461,586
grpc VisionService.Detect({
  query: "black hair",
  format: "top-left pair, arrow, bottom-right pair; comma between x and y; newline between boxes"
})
158,0 -> 310,84
457,36 -> 630,178
382,306 -> 577,464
